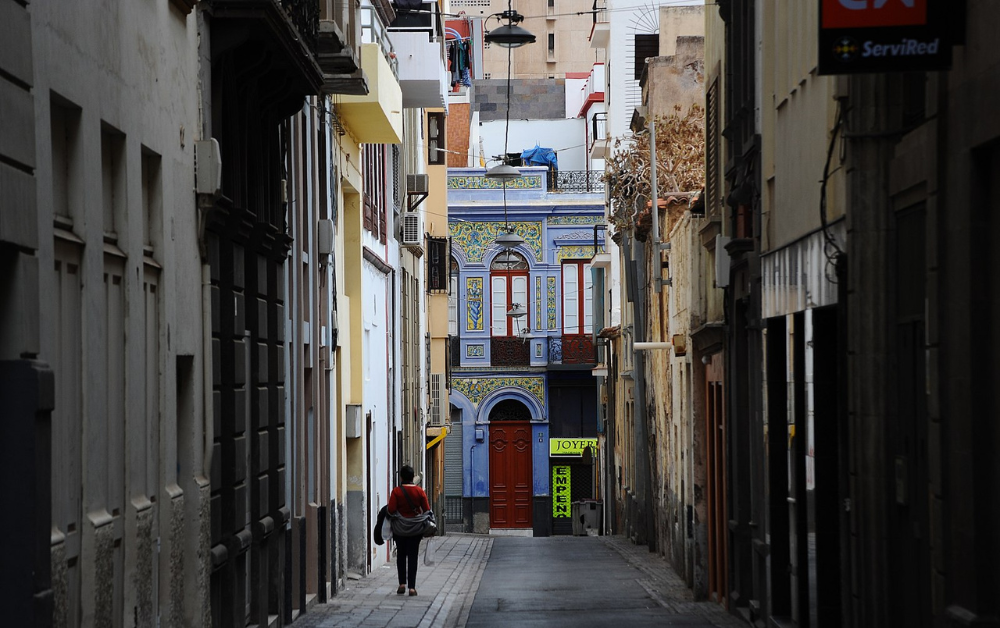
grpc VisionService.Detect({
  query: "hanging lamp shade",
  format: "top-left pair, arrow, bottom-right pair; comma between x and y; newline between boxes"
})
495,229 -> 525,248
485,163 -> 521,181
484,23 -> 536,48
506,303 -> 527,318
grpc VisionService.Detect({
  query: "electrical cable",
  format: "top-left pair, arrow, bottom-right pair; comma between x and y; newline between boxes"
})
820,101 -> 845,283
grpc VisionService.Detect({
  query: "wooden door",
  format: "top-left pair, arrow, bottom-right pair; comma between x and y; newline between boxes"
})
489,422 -> 533,528
705,353 -> 728,605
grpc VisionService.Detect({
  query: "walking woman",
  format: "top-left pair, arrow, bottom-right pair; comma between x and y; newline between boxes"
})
387,465 -> 431,596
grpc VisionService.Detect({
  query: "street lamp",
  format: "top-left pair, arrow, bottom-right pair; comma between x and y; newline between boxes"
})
485,9 -> 536,48
484,163 -> 521,181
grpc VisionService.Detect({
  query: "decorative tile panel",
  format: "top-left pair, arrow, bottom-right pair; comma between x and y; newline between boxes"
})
447,174 -> 543,190
547,277 -> 557,329
548,216 -> 606,225
467,277 -> 483,331
549,337 -> 563,362
554,230 -> 603,241
452,376 -> 545,409
467,344 -> 485,357
450,221 -> 543,264
535,276 -> 542,330
556,244 -> 605,261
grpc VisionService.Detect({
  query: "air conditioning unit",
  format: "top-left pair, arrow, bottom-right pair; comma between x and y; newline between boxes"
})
429,373 -> 447,426
317,219 -> 334,257
406,174 -> 429,195
714,235 -> 731,288
401,213 -> 422,246
194,138 -> 222,197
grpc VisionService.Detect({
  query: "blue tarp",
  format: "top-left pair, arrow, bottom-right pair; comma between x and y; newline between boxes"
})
520,145 -> 558,170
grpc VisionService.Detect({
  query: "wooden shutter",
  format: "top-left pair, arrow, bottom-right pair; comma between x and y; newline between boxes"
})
706,78 -> 719,216
563,264 -> 579,334
491,276 -> 507,336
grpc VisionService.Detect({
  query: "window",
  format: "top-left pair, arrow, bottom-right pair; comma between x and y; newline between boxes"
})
427,237 -> 450,292
101,124 -> 126,240
50,95 -> 82,226
548,33 -> 555,56
362,144 -> 388,243
633,34 -> 659,80
141,148 -> 162,257
448,258 -> 459,336
490,252 -> 529,336
562,261 -> 593,335
427,112 -> 446,166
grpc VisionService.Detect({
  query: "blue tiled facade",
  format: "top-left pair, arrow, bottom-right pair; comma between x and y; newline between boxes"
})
447,167 -> 605,535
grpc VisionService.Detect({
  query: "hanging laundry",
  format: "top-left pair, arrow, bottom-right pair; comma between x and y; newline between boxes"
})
446,38 -> 473,89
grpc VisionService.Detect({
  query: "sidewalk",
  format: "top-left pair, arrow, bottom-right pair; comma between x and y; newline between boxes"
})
601,536 -> 744,627
293,534 -> 493,628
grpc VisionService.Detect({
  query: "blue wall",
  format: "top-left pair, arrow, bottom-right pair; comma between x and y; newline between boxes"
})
448,166 -> 606,506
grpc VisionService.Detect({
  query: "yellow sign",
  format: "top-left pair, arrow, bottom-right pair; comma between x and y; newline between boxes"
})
552,466 -> 571,518
550,438 -> 598,457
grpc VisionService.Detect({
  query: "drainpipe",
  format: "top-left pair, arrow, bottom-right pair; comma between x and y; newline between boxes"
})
648,113 -> 672,293
469,444 -> 475,531
202,263 -> 214,480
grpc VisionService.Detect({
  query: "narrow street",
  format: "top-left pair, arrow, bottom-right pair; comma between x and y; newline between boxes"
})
296,535 -> 741,628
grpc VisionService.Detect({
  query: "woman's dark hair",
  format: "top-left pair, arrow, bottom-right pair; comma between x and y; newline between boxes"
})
399,465 -> 415,483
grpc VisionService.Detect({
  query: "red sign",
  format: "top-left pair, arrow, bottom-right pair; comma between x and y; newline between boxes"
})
822,0 -> 927,29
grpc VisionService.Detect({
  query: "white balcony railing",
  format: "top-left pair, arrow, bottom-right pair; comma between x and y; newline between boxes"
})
360,5 -> 398,79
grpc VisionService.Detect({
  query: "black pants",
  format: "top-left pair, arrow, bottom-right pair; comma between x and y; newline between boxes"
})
395,534 -> 422,588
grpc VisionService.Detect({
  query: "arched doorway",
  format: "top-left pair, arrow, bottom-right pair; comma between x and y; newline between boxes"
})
488,400 -> 533,528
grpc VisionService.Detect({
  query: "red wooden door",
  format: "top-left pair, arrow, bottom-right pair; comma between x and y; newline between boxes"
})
705,354 -> 728,605
489,422 -> 533,528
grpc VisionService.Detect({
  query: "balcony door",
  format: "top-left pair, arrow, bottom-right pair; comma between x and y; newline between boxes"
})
490,252 -> 529,337
561,261 -> 594,363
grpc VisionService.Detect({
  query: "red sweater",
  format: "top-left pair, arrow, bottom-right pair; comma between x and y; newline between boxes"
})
388,485 -> 430,518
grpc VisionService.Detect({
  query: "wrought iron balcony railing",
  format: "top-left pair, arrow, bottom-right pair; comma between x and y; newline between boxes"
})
282,0 -> 319,52
209,0 -> 320,55
549,335 -> 597,364
491,337 -> 531,367
547,170 -> 605,193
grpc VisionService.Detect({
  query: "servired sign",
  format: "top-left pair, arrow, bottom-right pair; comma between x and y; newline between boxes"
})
818,0 -> 953,74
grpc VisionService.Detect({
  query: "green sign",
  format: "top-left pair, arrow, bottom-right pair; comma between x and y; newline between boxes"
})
552,466 -> 571,518
549,438 -> 598,457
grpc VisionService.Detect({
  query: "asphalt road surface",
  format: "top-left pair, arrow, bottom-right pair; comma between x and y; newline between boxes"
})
466,536 -> 741,628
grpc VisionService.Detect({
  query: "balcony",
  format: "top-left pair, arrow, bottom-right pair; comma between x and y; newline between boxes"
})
590,112 -> 608,159
319,0 -> 367,94
589,0 -> 609,48
547,170 -> 605,193
549,335 -> 596,365
207,0 -> 324,111
335,6 -> 403,143
388,2 -> 449,110
491,337 -> 530,367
